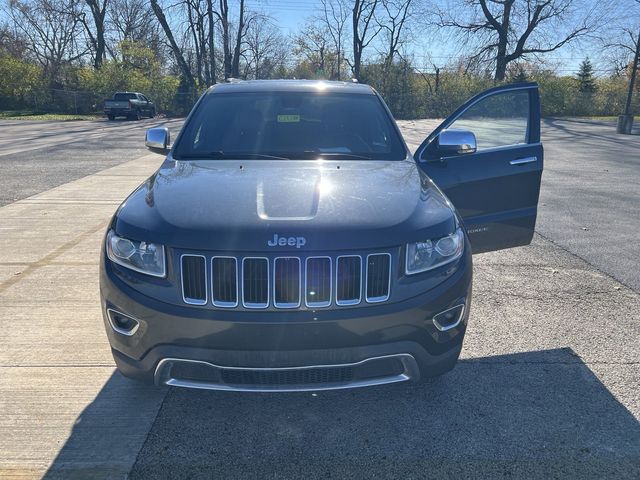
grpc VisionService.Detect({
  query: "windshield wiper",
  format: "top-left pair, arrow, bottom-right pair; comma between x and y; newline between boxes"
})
177,151 -> 290,160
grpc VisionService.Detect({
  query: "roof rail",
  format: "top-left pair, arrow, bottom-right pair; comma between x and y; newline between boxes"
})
225,77 -> 242,83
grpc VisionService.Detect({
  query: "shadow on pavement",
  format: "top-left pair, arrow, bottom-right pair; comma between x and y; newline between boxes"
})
543,117 -> 640,138
44,348 -> 640,479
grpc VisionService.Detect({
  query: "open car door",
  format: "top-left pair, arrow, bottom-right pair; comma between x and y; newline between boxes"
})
415,82 -> 543,254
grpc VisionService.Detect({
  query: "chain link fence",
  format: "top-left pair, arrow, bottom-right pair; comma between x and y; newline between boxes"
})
0,88 -> 202,116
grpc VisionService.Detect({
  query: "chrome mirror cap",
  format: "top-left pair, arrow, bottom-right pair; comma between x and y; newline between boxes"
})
437,129 -> 477,155
145,127 -> 170,153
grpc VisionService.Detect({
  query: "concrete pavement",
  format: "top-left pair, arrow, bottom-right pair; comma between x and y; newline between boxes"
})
0,118 -> 638,479
0,118 -> 183,206
0,153 -> 167,479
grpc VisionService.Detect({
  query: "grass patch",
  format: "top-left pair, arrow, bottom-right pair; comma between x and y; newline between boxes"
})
0,110 -> 101,121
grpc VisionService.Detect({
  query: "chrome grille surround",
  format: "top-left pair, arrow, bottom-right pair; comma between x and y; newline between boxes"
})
335,255 -> 362,306
305,256 -> 332,308
180,252 -> 392,310
242,257 -> 270,309
273,257 -> 302,308
211,256 -> 239,308
180,254 -> 207,305
365,253 -> 392,303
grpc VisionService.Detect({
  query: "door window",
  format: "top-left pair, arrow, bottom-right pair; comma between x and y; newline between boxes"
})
448,90 -> 529,150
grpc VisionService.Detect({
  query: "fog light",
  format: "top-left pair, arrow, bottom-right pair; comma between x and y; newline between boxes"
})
107,309 -> 140,336
433,304 -> 465,331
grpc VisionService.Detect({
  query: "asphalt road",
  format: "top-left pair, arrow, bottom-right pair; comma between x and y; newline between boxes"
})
0,117 -> 183,206
0,117 -> 638,479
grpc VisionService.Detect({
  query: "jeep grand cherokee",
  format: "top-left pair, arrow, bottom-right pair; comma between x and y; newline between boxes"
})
100,80 -> 543,392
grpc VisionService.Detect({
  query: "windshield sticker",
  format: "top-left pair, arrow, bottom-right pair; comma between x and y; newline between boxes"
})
277,114 -> 300,123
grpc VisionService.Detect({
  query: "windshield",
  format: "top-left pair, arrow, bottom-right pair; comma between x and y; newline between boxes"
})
114,93 -> 137,101
173,91 -> 406,160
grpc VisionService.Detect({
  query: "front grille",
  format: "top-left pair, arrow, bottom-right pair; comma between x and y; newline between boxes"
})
180,252 -> 392,309
221,366 -> 354,386
181,255 -> 207,305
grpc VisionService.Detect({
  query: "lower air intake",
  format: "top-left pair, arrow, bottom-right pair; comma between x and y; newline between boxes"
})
222,366 -> 354,386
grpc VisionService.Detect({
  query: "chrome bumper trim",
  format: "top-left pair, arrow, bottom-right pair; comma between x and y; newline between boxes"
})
154,354 -> 418,392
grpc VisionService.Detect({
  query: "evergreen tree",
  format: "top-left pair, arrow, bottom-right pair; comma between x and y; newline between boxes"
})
577,58 -> 597,94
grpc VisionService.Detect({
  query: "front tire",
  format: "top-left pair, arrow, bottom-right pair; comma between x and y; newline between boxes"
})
107,115 -> 115,121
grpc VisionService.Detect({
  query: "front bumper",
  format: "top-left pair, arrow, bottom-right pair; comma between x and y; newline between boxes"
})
100,249 -> 472,391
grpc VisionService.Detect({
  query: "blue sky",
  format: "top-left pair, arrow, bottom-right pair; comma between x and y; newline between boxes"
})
245,0 -> 622,76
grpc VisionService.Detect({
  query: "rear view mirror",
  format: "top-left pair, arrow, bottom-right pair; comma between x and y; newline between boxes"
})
436,129 -> 477,156
145,127 -> 170,154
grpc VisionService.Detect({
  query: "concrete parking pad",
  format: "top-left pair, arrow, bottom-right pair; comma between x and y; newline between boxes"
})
0,152 -> 166,480
0,119 -> 638,479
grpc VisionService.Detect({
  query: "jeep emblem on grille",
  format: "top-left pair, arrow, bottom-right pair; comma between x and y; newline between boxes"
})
267,234 -> 306,248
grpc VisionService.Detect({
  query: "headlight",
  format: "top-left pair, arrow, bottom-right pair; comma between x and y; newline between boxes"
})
405,227 -> 464,275
106,230 -> 166,278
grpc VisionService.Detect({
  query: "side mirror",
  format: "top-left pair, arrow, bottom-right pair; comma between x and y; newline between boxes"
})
436,129 -> 477,156
145,127 -> 170,154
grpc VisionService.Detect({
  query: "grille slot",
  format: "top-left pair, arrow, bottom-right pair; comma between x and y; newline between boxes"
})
221,367 -> 354,386
211,257 -> 238,307
181,255 -> 207,305
242,257 -> 269,308
274,257 -> 301,308
305,257 -> 331,307
336,255 -> 362,305
366,253 -> 391,302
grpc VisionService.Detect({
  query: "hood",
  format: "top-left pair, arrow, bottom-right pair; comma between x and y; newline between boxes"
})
113,158 -> 456,251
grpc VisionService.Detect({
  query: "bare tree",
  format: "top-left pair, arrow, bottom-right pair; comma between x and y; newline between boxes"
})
150,0 -> 196,89
603,0 -> 640,118
107,0 -> 163,61
317,0 -> 350,79
0,22 -> 29,57
438,0 -> 600,81
213,0 -> 253,79
185,0 -> 210,84
7,0 -> 87,82
82,0 -> 108,68
377,0 -> 414,66
351,0 -> 380,80
293,20 -> 337,78
243,17 -> 288,79
109,0 -> 155,42
206,0 -> 217,83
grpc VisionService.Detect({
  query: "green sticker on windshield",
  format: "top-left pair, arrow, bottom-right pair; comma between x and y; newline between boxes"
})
277,114 -> 300,123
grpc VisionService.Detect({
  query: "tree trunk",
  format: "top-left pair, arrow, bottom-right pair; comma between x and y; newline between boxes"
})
231,0 -> 244,78
219,0 -> 232,79
352,0 -> 361,79
624,28 -> 640,116
86,1 -> 107,69
150,0 -> 196,90
207,0 -> 217,84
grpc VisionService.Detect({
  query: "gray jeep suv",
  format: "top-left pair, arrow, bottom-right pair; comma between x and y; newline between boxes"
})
100,80 -> 543,391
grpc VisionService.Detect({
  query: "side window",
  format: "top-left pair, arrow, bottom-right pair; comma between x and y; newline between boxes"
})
140,94 -> 148,102
448,91 -> 529,150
